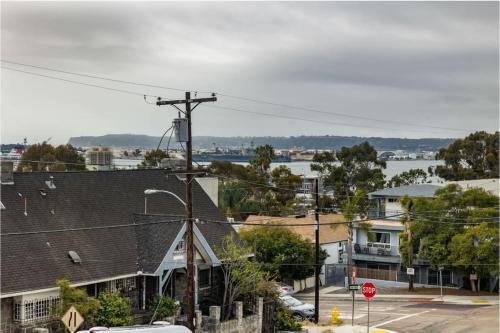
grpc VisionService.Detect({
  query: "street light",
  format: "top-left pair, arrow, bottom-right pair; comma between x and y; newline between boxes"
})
144,189 -> 187,206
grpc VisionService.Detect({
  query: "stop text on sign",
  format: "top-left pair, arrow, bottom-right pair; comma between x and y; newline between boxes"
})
362,286 -> 375,294
361,282 -> 377,300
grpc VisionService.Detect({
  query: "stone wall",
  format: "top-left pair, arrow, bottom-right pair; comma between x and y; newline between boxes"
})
198,298 -> 263,333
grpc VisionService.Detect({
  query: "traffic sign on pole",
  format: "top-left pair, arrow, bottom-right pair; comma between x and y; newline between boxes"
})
407,267 -> 415,275
61,306 -> 84,333
361,282 -> 376,301
361,282 -> 376,333
349,284 -> 360,291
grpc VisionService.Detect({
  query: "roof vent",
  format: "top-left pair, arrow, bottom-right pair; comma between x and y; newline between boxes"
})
68,251 -> 82,264
45,176 -> 56,189
39,189 -> 47,197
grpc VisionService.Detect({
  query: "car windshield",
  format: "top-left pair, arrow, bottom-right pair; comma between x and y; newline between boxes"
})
284,297 -> 303,307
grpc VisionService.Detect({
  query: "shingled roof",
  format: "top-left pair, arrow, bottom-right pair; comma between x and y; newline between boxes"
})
0,169 -> 233,296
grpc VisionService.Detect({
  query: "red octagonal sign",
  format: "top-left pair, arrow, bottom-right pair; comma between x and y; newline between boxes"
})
361,282 -> 376,300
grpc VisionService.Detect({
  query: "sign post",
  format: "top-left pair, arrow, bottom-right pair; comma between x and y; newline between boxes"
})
361,282 -> 377,333
438,266 -> 444,298
61,306 -> 84,333
349,284 -> 360,326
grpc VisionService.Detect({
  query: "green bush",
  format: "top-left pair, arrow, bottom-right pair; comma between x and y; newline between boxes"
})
95,292 -> 132,327
274,306 -> 303,331
151,296 -> 179,320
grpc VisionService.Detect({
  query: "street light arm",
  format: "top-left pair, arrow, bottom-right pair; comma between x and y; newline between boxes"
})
144,189 -> 187,207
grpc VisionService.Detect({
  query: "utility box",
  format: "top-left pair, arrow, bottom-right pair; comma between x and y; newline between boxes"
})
173,118 -> 188,142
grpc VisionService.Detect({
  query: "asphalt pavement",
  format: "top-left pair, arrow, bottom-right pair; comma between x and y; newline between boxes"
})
295,295 -> 500,332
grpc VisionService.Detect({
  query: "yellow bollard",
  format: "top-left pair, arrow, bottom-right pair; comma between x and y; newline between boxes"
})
330,307 -> 340,325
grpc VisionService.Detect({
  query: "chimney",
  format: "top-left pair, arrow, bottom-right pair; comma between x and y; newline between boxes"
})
1,161 -> 14,185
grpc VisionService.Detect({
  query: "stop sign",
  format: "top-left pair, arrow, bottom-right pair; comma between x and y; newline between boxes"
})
361,282 -> 376,300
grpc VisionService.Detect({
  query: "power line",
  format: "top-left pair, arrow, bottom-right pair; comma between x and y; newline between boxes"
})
2,59 -> 473,133
203,104 -> 463,134
216,93 -> 471,133
1,66 -> 150,97
1,59 -> 192,93
0,218 -> 185,236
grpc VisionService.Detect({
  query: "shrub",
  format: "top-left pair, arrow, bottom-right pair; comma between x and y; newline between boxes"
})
151,296 -> 179,320
95,292 -> 132,327
275,306 -> 303,331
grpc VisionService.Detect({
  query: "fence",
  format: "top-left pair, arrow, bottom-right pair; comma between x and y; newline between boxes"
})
199,297 -> 263,333
323,263 -> 448,287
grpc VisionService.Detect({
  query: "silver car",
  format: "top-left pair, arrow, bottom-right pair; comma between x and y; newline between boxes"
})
280,295 -> 315,321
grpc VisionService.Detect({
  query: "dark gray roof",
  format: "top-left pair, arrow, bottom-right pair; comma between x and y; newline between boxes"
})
1,169 -> 234,295
368,184 -> 442,199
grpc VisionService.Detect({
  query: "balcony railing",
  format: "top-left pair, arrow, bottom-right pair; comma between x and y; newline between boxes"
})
353,243 -> 398,257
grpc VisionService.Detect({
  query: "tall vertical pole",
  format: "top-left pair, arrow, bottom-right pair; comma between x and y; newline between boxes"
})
185,91 -> 195,331
439,268 -> 443,299
367,300 -> 370,333
407,205 -> 414,292
314,178 -> 320,324
351,290 -> 355,327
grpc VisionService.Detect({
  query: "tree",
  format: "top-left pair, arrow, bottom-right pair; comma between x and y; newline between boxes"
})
217,234 -> 264,320
398,185 -> 499,291
17,142 -> 85,171
387,168 -> 428,188
271,166 -> 302,206
57,279 -> 101,328
240,227 -> 327,281
448,224 -> 499,292
340,189 -> 370,285
432,131 -> 499,180
250,144 -> 275,174
141,149 -> 169,167
95,292 -> 132,327
311,142 -> 386,208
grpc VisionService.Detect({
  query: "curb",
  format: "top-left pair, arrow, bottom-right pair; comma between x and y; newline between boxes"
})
296,295 -> 496,305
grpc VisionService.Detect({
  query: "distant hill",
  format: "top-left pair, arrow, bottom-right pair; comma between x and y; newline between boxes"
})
68,134 -> 456,152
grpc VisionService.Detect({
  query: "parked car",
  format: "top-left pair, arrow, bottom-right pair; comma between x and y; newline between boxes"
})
277,282 -> 294,296
280,295 -> 315,321
78,323 -> 192,333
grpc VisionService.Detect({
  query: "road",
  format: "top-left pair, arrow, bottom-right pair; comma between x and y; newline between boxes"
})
296,295 -> 499,332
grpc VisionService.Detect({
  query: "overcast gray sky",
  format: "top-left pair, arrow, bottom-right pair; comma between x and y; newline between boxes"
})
1,1 -> 498,144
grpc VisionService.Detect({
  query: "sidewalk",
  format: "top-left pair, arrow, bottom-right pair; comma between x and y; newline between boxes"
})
304,324 -> 398,333
296,286 -> 500,305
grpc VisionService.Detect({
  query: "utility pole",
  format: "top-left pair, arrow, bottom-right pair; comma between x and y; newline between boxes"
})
314,178 -> 320,324
157,92 -> 217,331
406,202 -> 414,292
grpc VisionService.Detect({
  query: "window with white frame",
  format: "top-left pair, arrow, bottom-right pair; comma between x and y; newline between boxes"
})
104,277 -> 137,293
14,297 -> 59,323
13,303 -> 21,321
115,277 -> 136,291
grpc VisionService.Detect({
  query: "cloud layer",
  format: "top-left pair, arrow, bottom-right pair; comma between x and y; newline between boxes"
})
1,2 -> 498,144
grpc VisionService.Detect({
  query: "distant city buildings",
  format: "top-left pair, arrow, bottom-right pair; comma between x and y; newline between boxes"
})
85,147 -> 113,171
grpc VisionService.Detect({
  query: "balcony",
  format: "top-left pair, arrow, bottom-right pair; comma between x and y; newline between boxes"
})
351,243 -> 401,263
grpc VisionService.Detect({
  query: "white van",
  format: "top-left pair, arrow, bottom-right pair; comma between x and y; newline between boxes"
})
77,323 -> 192,333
